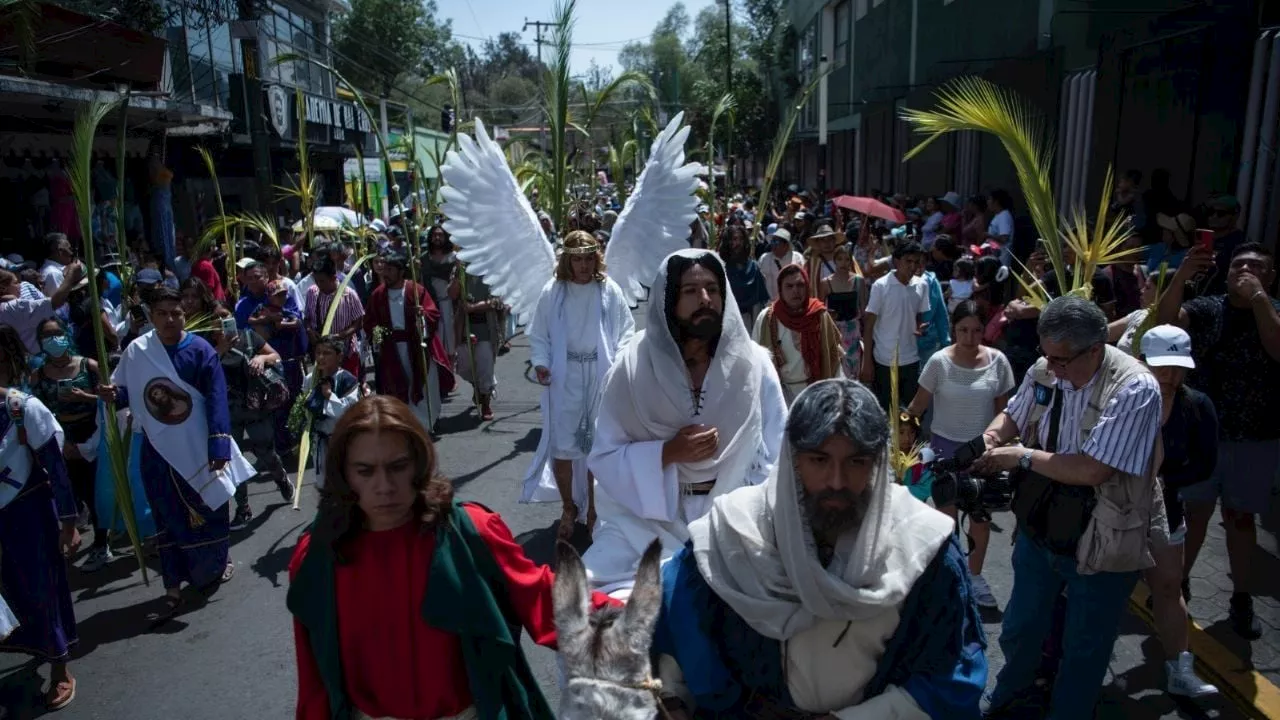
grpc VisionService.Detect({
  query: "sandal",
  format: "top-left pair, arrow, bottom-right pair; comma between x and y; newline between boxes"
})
46,674 -> 76,711
220,560 -> 235,584
557,503 -> 579,541
150,594 -> 184,623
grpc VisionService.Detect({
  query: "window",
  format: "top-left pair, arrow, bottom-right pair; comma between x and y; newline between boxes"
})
834,1 -> 850,69
798,23 -> 817,129
260,3 -> 332,96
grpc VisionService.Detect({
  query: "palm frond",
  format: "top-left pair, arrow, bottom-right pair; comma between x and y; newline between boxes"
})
706,93 -> 737,249
750,70 -> 826,247
545,0 -> 576,232
292,253 -> 378,508
70,99 -> 148,583
237,212 -> 280,249
1130,263 -> 1171,356
901,77 -> 1064,294
196,146 -> 237,300
1059,167 -> 1138,296
184,310 -> 220,334
1011,256 -> 1053,309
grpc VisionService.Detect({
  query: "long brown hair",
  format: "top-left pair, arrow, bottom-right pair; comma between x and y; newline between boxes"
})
554,230 -> 607,282
311,395 -> 454,561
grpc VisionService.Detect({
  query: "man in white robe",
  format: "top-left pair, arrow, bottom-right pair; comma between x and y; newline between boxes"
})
585,249 -> 787,597
524,231 -> 635,540
653,379 -> 987,719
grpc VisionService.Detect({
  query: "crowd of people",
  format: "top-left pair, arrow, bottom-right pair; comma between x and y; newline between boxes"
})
0,148 -> 1275,720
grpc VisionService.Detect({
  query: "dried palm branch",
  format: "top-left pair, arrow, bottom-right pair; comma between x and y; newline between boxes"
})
69,100 -> 148,583
291,253 -> 376,508
750,70 -> 827,248
196,146 -> 238,301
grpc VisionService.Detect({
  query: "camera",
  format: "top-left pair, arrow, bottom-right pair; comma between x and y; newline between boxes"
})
928,435 -> 1015,523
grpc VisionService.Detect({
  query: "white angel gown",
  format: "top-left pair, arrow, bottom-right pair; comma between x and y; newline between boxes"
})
522,277 -> 636,512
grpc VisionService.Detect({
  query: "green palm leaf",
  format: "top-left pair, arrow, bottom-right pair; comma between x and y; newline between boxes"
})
900,77 -> 1136,299
705,93 -> 737,249
196,146 -> 237,300
750,71 -> 827,248
290,253 -> 377,508
70,100 -> 149,583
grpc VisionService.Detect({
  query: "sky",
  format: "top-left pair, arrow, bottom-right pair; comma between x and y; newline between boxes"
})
433,0 -> 716,75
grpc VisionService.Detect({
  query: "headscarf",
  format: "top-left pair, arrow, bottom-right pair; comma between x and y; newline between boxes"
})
689,380 -> 953,639
770,264 -> 828,380
601,249 -> 763,491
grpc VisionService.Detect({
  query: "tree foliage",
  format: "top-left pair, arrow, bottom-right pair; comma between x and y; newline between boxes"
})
332,0 -> 454,96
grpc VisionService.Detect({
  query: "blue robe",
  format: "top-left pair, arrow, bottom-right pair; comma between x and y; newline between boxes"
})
0,415 -> 79,661
654,535 -> 987,719
119,334 -> 232,590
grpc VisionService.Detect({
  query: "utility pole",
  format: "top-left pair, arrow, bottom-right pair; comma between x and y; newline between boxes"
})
523,18 -> 561,156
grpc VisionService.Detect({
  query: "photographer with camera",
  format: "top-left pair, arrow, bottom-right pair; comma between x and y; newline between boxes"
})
906,300 -> 1016,609
975,295 -> 1163,720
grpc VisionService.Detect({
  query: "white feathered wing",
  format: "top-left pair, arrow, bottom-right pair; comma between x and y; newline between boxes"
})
439,118 -> 556,328
606,111 -> 704,306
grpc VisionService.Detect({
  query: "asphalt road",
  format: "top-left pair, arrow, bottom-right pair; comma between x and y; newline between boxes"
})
0,304 -> 1248,720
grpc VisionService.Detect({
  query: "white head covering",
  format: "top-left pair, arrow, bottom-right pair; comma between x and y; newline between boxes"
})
688,379 -> 954,640
600,249 -> 763,489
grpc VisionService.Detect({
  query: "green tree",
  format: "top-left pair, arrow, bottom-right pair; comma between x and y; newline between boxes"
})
332,0 -> 454,96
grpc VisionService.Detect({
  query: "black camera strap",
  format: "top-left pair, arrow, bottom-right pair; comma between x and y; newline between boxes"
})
1045,387 -> 1064,453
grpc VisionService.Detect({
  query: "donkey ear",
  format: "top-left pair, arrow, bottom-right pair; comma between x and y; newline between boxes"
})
621,539 -> 664,652
553,540 -> 591,653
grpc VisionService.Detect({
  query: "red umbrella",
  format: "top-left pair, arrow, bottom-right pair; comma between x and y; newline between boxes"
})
833,195 -> 907,224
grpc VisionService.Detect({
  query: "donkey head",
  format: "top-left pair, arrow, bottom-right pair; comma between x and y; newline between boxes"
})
553,539 -> 664,720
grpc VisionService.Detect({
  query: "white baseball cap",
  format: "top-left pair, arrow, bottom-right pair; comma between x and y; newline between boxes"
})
1140,324 -> 1195,369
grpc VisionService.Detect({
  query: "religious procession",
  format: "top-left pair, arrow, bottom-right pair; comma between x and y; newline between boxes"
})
2,1 -> 1279,719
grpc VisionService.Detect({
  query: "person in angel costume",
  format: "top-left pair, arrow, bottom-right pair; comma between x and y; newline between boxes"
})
439,113 -> 711,545
586,249 -> 787,598
525,230 -> 634,540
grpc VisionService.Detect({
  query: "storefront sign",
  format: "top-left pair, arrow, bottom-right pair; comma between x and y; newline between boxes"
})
344,158 -> 383,183
264,84 -> 372,143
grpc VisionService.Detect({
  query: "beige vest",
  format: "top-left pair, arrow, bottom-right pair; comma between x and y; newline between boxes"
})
1025,345 -> 1159,575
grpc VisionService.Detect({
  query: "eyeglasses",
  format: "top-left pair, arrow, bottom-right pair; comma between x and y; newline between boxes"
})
1040,343 -> 1097,369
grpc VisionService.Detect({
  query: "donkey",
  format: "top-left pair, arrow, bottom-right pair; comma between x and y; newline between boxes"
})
553,539 -> 665,720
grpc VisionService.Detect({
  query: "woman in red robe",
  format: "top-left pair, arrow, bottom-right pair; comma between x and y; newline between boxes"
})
288,395 -> 611,720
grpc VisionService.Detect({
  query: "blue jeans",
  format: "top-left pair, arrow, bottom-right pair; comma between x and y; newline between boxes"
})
988,532 -> 1138,719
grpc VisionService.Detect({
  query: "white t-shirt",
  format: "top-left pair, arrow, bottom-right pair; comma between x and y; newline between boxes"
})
758,250 -> 805,301
0,297 -> 56,354
866,272 -> 931,365
919,348 -> 1017,442
39,260 -> 64,302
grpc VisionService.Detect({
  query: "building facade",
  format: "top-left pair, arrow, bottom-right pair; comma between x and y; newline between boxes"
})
778,0 -> 1279,247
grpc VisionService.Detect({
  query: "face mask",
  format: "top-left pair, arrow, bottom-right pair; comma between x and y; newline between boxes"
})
41,335 -> 71,358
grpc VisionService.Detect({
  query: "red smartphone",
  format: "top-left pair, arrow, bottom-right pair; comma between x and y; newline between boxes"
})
1196,229 -> 1214,252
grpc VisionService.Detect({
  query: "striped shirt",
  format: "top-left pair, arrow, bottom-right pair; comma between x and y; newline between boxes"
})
1005,368 -> 1162,477
305,285 -> 364,356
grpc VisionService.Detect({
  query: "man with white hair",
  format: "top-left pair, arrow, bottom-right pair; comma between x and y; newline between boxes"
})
585,249 -> 787,597
653,378 -> 986,719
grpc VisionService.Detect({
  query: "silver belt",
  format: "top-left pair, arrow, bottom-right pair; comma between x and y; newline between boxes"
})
567,350 -> 598,363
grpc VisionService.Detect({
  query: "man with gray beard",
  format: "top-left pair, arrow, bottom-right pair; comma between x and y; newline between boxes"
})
651,378 -> 988,719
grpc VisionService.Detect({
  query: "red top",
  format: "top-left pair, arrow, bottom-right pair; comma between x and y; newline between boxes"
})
190,257 -> 225,301
290,504 -> 616,720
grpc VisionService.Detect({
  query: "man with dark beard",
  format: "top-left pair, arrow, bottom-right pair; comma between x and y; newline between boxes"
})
653,379 -> 987,719
584,249 -> 787,598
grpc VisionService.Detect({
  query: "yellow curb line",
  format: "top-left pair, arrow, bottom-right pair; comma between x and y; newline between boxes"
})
1130,583 -> 1280,720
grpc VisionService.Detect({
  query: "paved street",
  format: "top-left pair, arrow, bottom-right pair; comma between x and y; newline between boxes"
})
0,305 -> 1261,719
